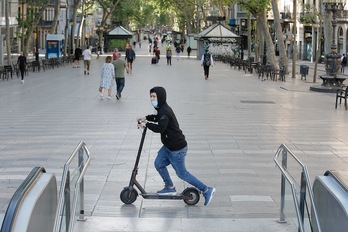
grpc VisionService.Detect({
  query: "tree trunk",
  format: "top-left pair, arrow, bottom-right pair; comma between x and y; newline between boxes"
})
254,20 -> 259,63
260,10 -> 278,69
97,0 -> 120,52
5,0 -> 11,65
247,14 -> 251,58
186,16 -> 192,34
50,0 -> 60,34
77,16 -> 84,47
292,0 -> 297,78
63,0 -> 69,56
271,0 -> 288,73
71,0 -> 82,53
23,3 -> 49,57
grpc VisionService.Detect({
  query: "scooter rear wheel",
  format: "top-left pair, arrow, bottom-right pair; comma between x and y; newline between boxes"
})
182,187 -> 200,205
120,187 -> 138,204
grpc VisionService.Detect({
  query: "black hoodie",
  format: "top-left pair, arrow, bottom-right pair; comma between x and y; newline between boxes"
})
145,87 -> 187,151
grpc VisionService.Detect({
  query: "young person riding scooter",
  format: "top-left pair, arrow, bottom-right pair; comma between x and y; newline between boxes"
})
137,86 -> 216,206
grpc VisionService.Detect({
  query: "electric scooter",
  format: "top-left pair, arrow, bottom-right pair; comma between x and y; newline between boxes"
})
120,122 -> 200,205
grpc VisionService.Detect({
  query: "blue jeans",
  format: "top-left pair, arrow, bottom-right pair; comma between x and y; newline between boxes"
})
155,146 -> 207,192
115,78 -> 125,94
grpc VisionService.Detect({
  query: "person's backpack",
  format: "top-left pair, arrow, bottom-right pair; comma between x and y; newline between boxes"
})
343,56 -> 347,65
203,54 -> 211,66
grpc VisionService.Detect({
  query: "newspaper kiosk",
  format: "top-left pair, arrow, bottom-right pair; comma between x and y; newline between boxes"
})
46,34 -> 64,59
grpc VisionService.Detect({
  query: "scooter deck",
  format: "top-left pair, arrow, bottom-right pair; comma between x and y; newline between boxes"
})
141,193 -> 183,200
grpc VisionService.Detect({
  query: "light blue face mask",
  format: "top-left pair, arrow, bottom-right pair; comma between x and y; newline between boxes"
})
151,101 -> 158,107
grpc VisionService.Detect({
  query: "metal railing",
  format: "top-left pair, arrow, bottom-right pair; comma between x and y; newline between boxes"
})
0,167 -> 48,232
53,141 -> 91,232
273,144 -> 322,232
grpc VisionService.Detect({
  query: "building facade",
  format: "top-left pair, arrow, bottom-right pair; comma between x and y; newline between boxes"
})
228,0 -> 347,61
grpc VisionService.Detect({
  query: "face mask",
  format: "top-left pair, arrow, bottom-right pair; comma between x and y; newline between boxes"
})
151,101 -> 158,107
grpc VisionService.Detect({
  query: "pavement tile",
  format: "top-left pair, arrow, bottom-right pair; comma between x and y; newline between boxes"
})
0,45 -> 348,231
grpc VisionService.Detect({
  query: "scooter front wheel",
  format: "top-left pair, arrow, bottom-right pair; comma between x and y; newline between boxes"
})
120,187 -> 138,204
182,187 -> 200,205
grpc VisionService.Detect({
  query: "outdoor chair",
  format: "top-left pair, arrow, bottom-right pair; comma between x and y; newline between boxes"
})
335,85 -> 348,110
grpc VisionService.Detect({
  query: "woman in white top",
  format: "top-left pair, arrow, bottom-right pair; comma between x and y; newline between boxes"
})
99,56 -> 115,100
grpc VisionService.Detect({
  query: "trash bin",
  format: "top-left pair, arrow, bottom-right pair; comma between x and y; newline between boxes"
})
300,65 -> 309,80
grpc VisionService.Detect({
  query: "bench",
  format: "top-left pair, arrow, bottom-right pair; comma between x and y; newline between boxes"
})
320,75 -> 347,87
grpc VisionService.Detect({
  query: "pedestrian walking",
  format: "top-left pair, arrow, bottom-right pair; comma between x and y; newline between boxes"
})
125,45 -> 136,74
175,45 -> 181,60
155,47 -> 161,64
136,86 -> 216,206
99,56 -> 115,100
341,54 -> 347,74
148,44 -> 152,56
17,51 -> 27,84
74,46 -> 82,68
187,46 -> 192,58
96,44 -> 101,59
166,45 -> 172,65
82,46 -> 92,75
200,50 -> 214,80
112,53 -> 128,100
113,48 -> 119,61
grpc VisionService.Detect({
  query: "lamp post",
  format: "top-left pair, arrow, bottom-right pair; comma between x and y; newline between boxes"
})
323,0 -> 345,77
240,19 -> 246,60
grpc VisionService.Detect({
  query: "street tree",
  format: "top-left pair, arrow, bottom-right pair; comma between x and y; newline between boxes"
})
68,0 -> 82,53
270,0 -> 288,73
159,0 -> 196,34
17,0 -> 50,56
51,0 -> 61,34
237,0 -> 278,69
5,0 -> 11,65
96,0 -> 122,46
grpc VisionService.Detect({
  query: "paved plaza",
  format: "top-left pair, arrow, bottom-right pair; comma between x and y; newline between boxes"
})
0,44 -> 348,231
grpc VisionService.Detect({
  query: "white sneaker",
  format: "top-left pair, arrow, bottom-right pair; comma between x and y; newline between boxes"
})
100,94 -> 104,100
21,80 -> 24,84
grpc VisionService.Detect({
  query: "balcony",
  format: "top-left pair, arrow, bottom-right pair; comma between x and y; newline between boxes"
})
338,10 -> 348,22
280,12 -> 292,20
37,20 -> 55,27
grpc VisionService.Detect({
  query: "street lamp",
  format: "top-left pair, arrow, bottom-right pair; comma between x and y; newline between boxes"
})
323,0 -> 345,77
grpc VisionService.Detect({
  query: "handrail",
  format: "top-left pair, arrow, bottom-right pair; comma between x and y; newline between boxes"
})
0,167 -> 46,232
324,170 -> 348,192
274,144 -> 322,232
53,141 -> 91,232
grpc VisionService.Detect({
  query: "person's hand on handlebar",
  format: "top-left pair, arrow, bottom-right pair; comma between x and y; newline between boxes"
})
136,117 -> 146,129
136,116 -> 146,122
